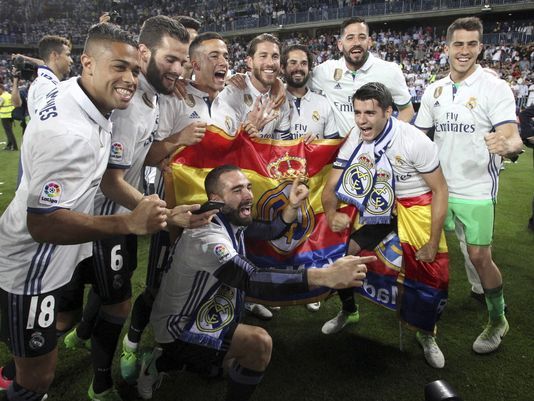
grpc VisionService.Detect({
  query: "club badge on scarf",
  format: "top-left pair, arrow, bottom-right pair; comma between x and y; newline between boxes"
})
335,119 -> 395,224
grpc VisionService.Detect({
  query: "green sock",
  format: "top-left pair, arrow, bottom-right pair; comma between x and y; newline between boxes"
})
484,285 -> 505,322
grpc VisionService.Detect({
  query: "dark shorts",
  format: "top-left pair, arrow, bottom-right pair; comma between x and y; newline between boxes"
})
0,286 -> 63,357
145,230 -> 170,290
159,333 -> 233,378
59,234 -> 137,311
350,217 -> 398,251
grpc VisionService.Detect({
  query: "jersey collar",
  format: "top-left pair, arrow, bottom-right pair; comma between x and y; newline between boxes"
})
245,73 -> 271,99
338,52 -> 375,75
37,66 -> 60,84
70,77 -> 112,133
446,64 -> 483,87
187,81 -> 210,98
285,86 -> 311,102
138,74 -> 158,106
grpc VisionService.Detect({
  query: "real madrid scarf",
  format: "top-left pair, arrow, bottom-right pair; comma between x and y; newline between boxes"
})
335,118 -> 395,224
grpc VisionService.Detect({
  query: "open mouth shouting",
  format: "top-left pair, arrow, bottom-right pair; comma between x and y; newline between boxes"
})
239,202 -> 253,218
214,69 -> 227,85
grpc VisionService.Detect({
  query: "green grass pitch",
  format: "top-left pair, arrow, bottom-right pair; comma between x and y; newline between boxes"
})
1,123 -> 533,400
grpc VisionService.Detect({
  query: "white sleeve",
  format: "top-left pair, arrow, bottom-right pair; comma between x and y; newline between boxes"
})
409,130 -> 440,173
414,87 -> 434,129
181,227 -> 238,272
109,108 -> 139,168
211,86 -> 244,135
487,79 -> 517,126
323,102 -> 340,138
334,128 -> 359,167
309,64 -> 325,94
387,63 -> 412,107
156,96 -> 185,141
26,131 -> 97,212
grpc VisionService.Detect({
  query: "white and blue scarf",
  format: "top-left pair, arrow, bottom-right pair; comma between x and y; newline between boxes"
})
335,118 -> 396,224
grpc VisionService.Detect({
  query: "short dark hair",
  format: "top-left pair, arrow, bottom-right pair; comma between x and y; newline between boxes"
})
189,32 -> 225,59
174,16 -> 201,32
247,33 -> 280,57
352,82 -> 393,111
38,35 -> 71,61
340,17 -> 368,37
84,23 -> 137,54
205,165 -> 241,196
446,17 -> 483,43
139,15 -> 190,51
281,44 -> 314,69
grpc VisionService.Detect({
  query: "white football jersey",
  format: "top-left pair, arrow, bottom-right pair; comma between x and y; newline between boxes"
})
94,74 -> 159,215
336,117 -> 440,198
415,66 -> 517,200
310,54 -> 411,137
285,87 -> 339,140
0,77 -> 112,294
151,217 -> 239,344
157,82 -> 213,141
214,73 -> 291,138
27,66 -> 60,120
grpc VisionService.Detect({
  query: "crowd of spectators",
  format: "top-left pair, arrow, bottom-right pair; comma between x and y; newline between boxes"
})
0,3 -> 532,107
1,0 -> 532,45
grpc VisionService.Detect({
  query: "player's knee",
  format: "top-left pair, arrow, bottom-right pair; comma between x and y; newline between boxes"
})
468,248 -> 492,270
248,327 -> 272,369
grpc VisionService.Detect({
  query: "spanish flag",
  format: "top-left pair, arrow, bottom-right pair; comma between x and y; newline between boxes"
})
169,126 -> 348,305
358,193 -> 449,333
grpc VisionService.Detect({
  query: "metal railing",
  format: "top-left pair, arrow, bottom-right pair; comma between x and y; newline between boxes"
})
203,0 -> 532,33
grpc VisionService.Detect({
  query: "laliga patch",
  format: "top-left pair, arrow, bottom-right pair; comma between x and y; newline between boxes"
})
214,244 -> 232,264
39,180 -> 62,206
110,142 -> 124,162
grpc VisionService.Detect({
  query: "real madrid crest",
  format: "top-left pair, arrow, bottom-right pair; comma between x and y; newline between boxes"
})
334,68 -> 343,81
366,169 -> 394,216
433,86 -> 443,98
466,96 -> 477,110
225,116 -> 233,132
341,154 -> 374,198
312,111 -> 320,122
244,94 -> 253,106
185,94 -> 196,108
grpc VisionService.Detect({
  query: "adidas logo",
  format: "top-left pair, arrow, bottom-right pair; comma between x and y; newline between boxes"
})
433,101 -> 440,107
334,83 -> 342,90
189,111 -> 200,119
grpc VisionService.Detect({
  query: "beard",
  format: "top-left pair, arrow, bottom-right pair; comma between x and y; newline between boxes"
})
145,56 -> 174,95
252,64 -> 277,88
284,70 -> 309,88
223,201 -> 253,227
342,46 -> 369,70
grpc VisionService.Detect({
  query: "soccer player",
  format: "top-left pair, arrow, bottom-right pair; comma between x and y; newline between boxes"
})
27,35 -> 73,119
310,17 -> 414,138
281,44 -> 339,143
214,33 -> 291,139
145,31 -> 230,166
314,17 -> 414,335
57,17 -> 213,400
324,82 -> 449,368
415,17 -> 523,354
0,23 -> 167,401
136,165 -> 373,400
118,31 -> 230,383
